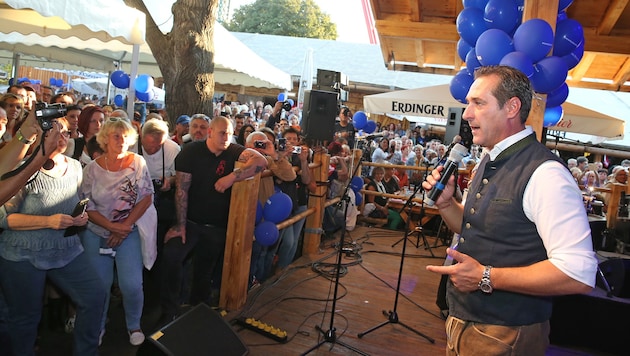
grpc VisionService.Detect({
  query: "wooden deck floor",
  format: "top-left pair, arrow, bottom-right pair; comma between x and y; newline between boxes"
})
230,226 -> 450,355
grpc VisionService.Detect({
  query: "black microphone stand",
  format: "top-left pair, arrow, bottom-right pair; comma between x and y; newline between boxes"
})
357,181 -> 435,344
302,155 -> 368,356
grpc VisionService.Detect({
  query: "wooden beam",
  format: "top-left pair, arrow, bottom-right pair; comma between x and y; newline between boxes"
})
374,20 -> 460,42
523,0 -> 559,141
583,29 -> 630,55
598,0 -> 629,35
569,52 -> 596,82
410,0 -> 422,22
612,57 -> 630,87
415,40 -> 425,66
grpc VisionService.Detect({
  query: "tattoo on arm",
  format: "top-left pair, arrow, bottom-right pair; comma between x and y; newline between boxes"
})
175,172 -> 191,226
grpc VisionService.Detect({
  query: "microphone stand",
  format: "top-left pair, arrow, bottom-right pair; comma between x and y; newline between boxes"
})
302,155 -> 368,356
358,181 -> 435,344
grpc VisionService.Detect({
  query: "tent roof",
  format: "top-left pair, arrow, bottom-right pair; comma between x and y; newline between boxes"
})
364,84 -> 625,139
0,1 -> 292,90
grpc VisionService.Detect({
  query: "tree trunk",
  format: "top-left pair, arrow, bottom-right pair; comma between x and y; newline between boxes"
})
124,0 -> 217,125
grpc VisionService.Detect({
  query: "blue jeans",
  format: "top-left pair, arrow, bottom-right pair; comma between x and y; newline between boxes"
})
81,228 -> 144,332
0,253 -> 106,356
276,205 -> 307,269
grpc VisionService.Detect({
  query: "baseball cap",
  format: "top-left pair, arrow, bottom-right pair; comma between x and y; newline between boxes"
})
176,115 -> 191,125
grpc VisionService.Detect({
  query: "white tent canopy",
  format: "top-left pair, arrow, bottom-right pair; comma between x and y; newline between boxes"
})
363,84 -> 626,139
0,0 -> 292,90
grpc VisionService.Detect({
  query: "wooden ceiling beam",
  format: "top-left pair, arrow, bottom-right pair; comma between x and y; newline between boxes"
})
583,29 -> 630,55
415,40 -> 425,66
612,57 -> 630,88
598,0 -> 629,35
569,52 -> 597,82
410,0 -> 422,22
374,20 -> 460,42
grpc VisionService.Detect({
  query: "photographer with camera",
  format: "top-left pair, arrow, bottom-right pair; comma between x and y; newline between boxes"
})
334,107 -> 356,148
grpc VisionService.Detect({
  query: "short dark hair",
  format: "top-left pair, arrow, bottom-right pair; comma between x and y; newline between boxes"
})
474,65 -> 533,124
282,126 -> 300,138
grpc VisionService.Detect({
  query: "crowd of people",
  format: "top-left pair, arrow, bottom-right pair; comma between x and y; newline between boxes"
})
0,65 -> 614,355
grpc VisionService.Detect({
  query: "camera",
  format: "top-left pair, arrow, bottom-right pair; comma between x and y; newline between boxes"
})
35,102 -> 67,131
254,140 -> 267,149
282,101 -> 292,112
292,146 -> 302,154
152,178 -> 163,190
278,138 -> 286,152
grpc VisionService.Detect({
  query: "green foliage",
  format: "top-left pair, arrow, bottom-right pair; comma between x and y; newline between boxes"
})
226,0 -> 337,40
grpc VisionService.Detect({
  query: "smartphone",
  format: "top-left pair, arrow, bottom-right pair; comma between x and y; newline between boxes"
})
292,146 -> 302,154
64,198 -> 89,237
254,140 -> 266,149
278,138 -> 286,152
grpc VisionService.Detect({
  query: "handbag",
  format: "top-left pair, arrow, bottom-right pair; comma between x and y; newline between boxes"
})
137,203 -> 158,270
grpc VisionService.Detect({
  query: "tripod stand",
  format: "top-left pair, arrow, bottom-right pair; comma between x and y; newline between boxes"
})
302,156 -> 368,356
358,183 -> 435,344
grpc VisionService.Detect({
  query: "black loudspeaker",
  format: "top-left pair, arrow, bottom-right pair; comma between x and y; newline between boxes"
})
301,90 -> 338,142
137,304 -> 248,356
597,258 -> 630,298
444,107 -> 473,149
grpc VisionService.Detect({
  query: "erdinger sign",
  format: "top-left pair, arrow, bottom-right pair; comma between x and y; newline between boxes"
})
391,101 -> 445,117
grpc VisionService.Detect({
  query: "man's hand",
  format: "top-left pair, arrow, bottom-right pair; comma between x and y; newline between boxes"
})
426,248 -> 484,293
215,174 -> 236,193
165,225 -> 186,244
422,165 -> 456,209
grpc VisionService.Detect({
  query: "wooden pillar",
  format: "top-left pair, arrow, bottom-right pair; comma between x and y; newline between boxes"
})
302,151 -> 329,256
220,165 -> 261,310
522,0 -> 559,142
607,183 -> 626,229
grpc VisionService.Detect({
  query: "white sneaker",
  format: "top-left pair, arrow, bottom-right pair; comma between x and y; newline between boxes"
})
129,330 -> 145,346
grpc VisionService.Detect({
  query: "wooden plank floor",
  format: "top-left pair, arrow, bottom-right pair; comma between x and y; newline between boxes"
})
229,226 -> 452,355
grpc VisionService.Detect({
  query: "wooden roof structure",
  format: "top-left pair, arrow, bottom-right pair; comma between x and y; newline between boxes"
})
369,0 -> 630,92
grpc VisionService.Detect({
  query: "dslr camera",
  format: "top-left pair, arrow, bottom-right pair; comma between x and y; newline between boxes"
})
254,140 -> 267,149
35,102 -> 67,131
152,178 -> 163,190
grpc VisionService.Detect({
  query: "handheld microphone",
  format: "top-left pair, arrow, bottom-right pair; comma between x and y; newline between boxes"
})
425,143 -> 469,206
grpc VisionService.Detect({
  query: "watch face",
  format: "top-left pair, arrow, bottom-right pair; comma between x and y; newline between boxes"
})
480,281 -> 493,293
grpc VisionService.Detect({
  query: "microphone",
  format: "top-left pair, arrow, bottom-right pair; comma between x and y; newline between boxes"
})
425,143 -> 469,206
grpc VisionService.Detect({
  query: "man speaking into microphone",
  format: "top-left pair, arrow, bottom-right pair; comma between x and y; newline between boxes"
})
422,66 -> 597,356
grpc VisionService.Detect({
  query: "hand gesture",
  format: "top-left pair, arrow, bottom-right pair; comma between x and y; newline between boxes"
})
48,214 -> 75,230
165,225 -> 186,244
426,248 -> 485,293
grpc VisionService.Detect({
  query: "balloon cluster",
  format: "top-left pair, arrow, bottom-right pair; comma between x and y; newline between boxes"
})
453,0 -> 581,127
110,70 -> 156,103
254,191 -> 293,246
352,111 -> 377,134
9,77 -> 45,86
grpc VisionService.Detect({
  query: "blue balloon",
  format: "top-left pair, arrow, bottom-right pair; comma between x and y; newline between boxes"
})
355,192 -> 363,207
350,176 -> 364,192
263,192 -> 292,224
364,120 -> 377,134
114,94 -> 124,107
55,78 -> 64,87
277,93 -> 287,102
557,11 -> 567,23
450,69 -> 474,104
135,74 -> 154,94
254,221 -> 279,247
546,83 -> 569,108
457,38 -> 472,62
513,19 -> 554,63
531,56 -> 568,94
561,40 -> 584,70
48,77 -> 56,86
484,0 -> 519,33
465,48 -> 482,75
543,106 -> 564,127
456,7 -> 488,47
136,89 -> 153,102
558,0 -> 574,12
476,29 -> 514,66
111,70 -> 130,89
463,0 -> 489,10
287,98 -> 294,107
353,111 -> 368,129
255,201 -> 264,225
553,19 -> 584,57
500,51 -> 534,78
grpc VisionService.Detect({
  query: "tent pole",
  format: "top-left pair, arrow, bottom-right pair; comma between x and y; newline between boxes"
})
126,44 -> 140,121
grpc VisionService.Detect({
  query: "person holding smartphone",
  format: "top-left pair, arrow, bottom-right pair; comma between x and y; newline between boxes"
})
0,118 -> 106,355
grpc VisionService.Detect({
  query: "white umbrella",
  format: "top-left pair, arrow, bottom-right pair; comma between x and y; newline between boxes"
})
297,48 -> 314,111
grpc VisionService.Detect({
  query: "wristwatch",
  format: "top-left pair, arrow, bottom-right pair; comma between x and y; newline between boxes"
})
16,129 -> 36,145
478,265 -> 493,294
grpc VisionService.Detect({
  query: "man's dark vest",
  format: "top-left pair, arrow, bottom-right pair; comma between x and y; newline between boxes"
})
448,134 -> 565,326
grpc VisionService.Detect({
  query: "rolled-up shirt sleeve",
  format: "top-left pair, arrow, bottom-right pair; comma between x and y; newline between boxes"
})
524,160 -> 597,287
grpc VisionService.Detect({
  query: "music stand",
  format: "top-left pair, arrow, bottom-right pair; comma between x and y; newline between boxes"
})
302,155 -> 368,356
357,182 -> 435,344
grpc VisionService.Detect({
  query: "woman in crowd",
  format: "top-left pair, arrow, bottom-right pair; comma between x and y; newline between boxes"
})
0,118 -> 106,355
80,118 -> 153,346
371,138 -> 392,166
66,105 -> 105,166
363,166 -> 403,230
236,123 -> 255,145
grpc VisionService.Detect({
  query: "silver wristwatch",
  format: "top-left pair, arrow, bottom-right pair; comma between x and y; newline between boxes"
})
478,265 -> 493,294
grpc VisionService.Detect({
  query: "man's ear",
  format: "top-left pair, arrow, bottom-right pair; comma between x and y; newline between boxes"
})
506,97 -> 521,118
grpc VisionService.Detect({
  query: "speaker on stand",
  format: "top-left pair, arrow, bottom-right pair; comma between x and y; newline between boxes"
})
300,89 -> 339,143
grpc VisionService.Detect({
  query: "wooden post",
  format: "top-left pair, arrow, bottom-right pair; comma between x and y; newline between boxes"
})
522,0 -> 559,142
302,151 -> 329,256
221,165 -> 261,310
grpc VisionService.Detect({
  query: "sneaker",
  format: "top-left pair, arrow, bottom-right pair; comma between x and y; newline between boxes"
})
129,330 -> 145,346
98,329 -> 105,346
64,316 -> 76,334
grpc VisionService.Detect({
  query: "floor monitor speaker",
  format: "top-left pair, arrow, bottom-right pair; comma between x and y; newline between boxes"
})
301,90 -> 338,142
137,304 -> 248,356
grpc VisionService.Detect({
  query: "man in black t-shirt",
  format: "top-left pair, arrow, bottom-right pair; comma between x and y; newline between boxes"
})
333,107 -> 356,148
159,116 -> 266,324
